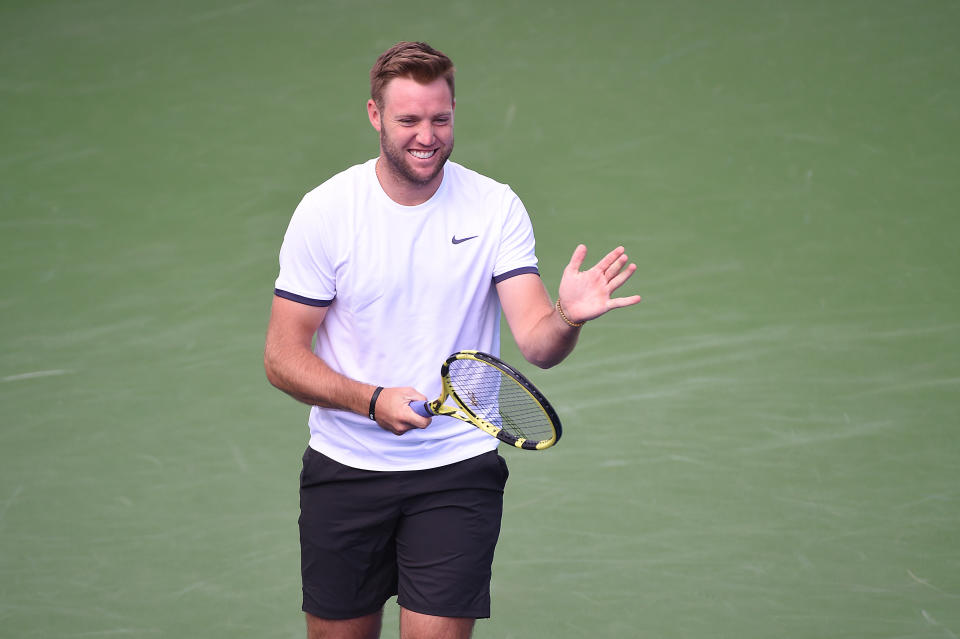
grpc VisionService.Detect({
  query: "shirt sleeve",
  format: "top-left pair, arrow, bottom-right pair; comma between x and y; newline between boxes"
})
274,192 -> 337,305
493,187 -> 539,282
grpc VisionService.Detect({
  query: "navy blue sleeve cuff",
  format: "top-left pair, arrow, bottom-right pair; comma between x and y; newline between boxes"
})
493,266 -> 540,284
274,288 -> 333,307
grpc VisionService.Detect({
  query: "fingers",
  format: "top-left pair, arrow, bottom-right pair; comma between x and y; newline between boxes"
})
570,245 -> 634,276
607,261 -> 637,290
607,293 -> 643,310
566,244 -> 588,272
560,243 -> 642,319
603,252 -> 631,282
375,387 -> 431,435
593,246 -> 627,275
570,245 -> 633,284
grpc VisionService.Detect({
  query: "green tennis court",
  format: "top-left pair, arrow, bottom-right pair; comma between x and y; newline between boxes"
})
2,1 -> 957,637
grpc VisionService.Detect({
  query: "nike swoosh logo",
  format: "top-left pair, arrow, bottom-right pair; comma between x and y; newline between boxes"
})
451,235 -> 478,244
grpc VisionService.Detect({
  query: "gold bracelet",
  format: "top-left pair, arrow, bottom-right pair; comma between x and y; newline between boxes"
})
556,299 -> 585,328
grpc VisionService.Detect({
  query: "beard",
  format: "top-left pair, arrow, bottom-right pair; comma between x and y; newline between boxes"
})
379,125 -> 453,187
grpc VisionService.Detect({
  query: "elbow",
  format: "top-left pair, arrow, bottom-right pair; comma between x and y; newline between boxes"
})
529,356 -> 564,370
263,348 -> 284,390
517,335 -> 576,370
519,347 -> 566,370
511,311 -> 578,370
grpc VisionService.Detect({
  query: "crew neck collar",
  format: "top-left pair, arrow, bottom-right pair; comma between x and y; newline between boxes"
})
370,157 -> 449,209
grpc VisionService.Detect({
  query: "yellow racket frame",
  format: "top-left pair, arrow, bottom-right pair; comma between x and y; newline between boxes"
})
423,350 -> 562,451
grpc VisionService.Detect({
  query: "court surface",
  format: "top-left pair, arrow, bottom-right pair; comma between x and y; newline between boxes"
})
1,1 -> 958,637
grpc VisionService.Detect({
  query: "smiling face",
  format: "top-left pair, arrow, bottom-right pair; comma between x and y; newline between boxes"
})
367,75 -> 455,205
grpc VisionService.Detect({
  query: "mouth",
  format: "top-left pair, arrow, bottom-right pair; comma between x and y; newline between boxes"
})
408,149 -> 437,160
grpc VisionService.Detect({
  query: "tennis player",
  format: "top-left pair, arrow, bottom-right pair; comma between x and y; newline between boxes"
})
264,41 -> 641,639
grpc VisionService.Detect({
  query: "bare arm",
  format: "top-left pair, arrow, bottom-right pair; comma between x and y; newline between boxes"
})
497,245 -> 642,369
263,295 -> 429,435
497,274 -> 576,368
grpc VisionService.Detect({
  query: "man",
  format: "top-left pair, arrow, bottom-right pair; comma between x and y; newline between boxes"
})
264,41 -> 641,639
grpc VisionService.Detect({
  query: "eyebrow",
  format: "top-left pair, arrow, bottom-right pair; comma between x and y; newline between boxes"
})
393,110 -> 453,119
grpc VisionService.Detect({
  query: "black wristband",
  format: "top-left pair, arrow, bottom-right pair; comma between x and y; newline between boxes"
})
368,386 -> 384,421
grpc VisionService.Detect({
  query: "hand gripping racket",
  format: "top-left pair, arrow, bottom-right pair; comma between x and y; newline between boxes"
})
409,350 -> 562,450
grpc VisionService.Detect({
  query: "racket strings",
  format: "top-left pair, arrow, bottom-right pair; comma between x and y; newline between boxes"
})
447,358 -> 555,443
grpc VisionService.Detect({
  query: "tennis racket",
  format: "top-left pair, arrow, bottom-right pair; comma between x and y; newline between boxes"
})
409,350 -> 562,450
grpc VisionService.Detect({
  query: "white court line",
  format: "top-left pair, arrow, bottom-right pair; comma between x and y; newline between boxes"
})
2,369 -> 71,382
0,486 -> 24,523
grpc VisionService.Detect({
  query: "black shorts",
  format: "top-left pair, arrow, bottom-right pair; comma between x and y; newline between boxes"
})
299,447 -> 509,620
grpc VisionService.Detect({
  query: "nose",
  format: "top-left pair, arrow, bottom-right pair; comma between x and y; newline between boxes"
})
415,122 -> 435,146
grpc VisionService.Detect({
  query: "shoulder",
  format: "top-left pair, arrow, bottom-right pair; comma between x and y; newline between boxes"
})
290,159 -> 376,228
445,160 -> 507,189
300,159 -> 376,206
444,160 -> 520,206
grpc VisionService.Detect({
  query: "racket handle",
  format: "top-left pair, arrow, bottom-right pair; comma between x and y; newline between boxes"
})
409,401 -> 432,418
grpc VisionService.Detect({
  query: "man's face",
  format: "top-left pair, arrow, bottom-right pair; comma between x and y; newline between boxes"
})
368,76 -> 454,189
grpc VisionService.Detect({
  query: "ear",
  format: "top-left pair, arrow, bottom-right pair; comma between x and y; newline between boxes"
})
367,99 -> 382,132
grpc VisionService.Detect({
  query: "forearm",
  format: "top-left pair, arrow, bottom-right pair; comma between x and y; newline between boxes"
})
513,244 -> 642,368
263,296 -> 429,434
264,342 -> 376,416
499,274 -> 582,369
513,302 -> 581,369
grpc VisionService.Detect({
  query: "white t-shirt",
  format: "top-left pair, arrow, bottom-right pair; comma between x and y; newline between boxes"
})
274,158 -> 539,471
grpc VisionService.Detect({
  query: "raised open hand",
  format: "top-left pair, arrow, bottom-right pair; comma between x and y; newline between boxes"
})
556,244 -> 642,326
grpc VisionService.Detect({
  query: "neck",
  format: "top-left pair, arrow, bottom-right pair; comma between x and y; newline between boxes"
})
374,157 -> 444,206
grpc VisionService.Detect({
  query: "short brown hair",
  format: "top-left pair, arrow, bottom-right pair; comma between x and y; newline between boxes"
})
370,41 -> 455,108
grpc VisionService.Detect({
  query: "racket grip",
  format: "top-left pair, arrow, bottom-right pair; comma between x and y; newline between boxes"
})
409,401 -> 432,418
